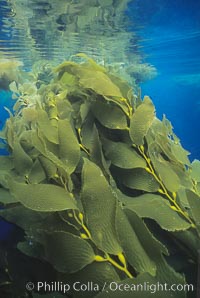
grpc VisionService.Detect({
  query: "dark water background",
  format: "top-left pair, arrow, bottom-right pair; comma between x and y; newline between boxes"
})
0,0 -> 200,241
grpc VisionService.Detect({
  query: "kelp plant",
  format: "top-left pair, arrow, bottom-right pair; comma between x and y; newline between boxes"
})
0,55 -> 200,298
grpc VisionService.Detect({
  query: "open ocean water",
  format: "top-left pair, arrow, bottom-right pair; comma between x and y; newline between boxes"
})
131,0 -> 200,161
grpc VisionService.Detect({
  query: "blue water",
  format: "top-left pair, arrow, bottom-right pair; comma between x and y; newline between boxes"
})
127,0 -> 200,160
0,90 -> 13,155
0,91 -> 13,240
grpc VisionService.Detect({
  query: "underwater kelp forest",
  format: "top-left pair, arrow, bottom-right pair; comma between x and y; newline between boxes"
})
0,1 -> 200,298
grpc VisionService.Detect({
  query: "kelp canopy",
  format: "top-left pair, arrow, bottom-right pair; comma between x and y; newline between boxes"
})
0,56 -> 200,298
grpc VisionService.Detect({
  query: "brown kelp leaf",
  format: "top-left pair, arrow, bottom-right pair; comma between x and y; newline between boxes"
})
129,96 -> 155,145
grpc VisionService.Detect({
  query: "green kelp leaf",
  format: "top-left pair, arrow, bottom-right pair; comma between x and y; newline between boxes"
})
81,113 -> 95,149
4,118 -> 14,149
196,182 -> 200,195
129,96 -> 155,145
56,96 -> 73,119
162,114 -> 173,135
38,155 -> 57,179
58,119 -> 80,174
0,156 -> 13,171
120,168 -> 160,192
0,188 -> 16,204
125,209 -> 168,259
153,159 -> 180,193
9,181 -> 77,212
90,125 -> 111,179
0,170 -> 16,189
59,71 -> 76,86
92,101 -> 128,130
0,169 -> 10,189
42,135 -> 59,156
13,139 -> 33,175
170,141 -> 191,166
0,205 -> 47,231
116,206 -> 156,275
186,189 -> 200,234
71,262 -> 120,298
152,134 -> 178,163
147,119 -> 182,165
78,68 -> 123,97
41,212 -> 79,236
148,144 -> 180,192
32,130 -> 70,178
81,158 -> 122,254
36,109 -> 58,144
28,158 -> 46,184
17,240 -> 44,260
19,130 -> 35,153
103,95 -> 130,117
108,72 -> 132,99
177,187 -> 190,209
173,229 -> 200,258
170,163 -> 193,189
120,210 -> 186,298
54,60 -> 77,75
80,101 -> 91,123
190,159 -> 200,182
38,231 -> 95,273
123,194 -> 191,231
103,139 -> 146,169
